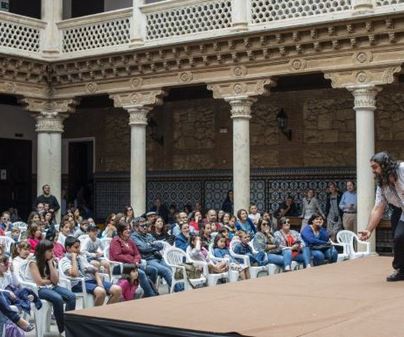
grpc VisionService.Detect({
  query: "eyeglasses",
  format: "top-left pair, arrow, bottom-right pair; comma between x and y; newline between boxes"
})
139,224 -> 148,228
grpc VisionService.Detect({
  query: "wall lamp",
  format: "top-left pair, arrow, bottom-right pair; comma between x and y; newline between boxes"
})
276,108 -> 292,141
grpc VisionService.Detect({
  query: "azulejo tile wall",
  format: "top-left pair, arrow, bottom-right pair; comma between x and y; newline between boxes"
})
94,167 -> 355,219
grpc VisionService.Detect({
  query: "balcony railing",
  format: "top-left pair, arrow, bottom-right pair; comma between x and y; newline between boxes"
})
0,11 -> 45,58
0,0 -> 403,60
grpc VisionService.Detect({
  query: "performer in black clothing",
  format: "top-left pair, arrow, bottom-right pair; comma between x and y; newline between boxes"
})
359,152 -> 404,281
34,184 -> 60,213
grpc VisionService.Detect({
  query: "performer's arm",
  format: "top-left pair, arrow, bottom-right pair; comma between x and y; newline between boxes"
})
358,203 -> 385,240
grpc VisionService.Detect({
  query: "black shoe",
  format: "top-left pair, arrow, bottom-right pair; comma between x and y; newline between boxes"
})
386,270 -> 404,282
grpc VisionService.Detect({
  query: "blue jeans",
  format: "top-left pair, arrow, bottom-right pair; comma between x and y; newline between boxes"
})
38,286 -> 76,333
293,247 -> 312,267
311,247 -> 338,266
147,259 -> 183,292
267,249 -> 292,269
0,292 -> 20,324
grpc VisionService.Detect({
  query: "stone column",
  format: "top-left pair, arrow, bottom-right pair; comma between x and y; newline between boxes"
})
110,90 -> 165,216
22,97 -> 79,222
128,107 -> 151,216
41,0 -> 63,58
35,113 -> 65,216
227,98 -> 255,212
350,86 -> 380,251
208,79 -> 273,214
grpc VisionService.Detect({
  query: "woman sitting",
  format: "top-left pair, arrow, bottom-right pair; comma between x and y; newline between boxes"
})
109,222 -> 158,297
189,235 -> 228,274
27,240 -> 76,334
236,209 -> 257,237
175,222 -> 190,252
253,219 -> 292,271
274,218 -> 312,268
301,214 -> 338,266
150,217 -> 175,245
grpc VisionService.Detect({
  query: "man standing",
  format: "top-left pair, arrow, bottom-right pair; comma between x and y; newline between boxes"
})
339,181 -> 357,232
34,184 -> 60,213
359,152 -> 404,281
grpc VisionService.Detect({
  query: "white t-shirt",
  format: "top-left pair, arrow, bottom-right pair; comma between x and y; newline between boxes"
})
375,162 -> 404,221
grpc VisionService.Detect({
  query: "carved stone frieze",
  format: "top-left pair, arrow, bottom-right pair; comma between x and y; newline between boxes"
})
207,79 -> 274,100
109,89 -> 166,109
324,66 -> 402,88
178,71 -> 193,83
86,82 -> 98,93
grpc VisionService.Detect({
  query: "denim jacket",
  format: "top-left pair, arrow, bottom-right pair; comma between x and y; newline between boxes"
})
131,231 -> 163,261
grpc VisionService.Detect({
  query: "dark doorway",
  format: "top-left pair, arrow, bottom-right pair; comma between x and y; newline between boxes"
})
68,140 -> 94,218
9,0 -> 41,19
0,138 -> 32,221
71,0 -> 104,18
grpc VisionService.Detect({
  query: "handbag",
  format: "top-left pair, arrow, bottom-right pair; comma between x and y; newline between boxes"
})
311,243 -> 332,250
174,262 -> 203,288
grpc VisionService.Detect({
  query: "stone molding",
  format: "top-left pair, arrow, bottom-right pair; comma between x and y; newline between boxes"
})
207,79 -> 274,100
109,89 -> 166,109
324,66 -> 402,88
21,97 -> 79,114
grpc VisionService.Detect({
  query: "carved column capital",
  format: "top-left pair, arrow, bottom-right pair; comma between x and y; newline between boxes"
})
128,106 -> 152,126
324,66 -> 401,88
227,98 -> 256,119
207,79 -> 275,100
349,85 -> 382,111
109,89 -> 166,110
34,112 -> 66,133
21,97 -> 79,133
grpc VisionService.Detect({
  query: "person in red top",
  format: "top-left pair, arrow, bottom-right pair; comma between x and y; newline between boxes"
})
189,211 -> 203,232
27,224 -> 43,253
109,222 -> 158,297
117,264 -> 140,301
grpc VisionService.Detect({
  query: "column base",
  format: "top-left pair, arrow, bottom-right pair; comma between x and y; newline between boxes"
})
129,38 -> 145,47
231,22 -> 249,32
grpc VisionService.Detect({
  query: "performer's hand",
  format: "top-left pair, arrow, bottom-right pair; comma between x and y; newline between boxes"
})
358,230 -> 371,241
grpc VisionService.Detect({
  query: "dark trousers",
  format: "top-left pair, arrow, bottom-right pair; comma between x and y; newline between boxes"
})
393,220 -> 404,271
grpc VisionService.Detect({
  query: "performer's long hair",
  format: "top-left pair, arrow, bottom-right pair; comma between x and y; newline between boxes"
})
370,152 -> 400,187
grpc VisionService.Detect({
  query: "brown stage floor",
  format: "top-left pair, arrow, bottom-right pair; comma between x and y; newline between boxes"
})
67,256 -> 404,337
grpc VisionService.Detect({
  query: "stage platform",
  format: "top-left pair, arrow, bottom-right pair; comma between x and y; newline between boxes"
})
65,257 -> 404,337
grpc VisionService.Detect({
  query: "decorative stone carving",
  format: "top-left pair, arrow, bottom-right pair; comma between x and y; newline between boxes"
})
34,112 -> 66,133
130,77 -> 143,89
21,97 -> 79,114
86,82 -> 98,93
4,82 -> 16,93
354,51 -> 373,64
289,58 -> 307,71
227,98 -> 255,119
208,79 -> 274,99
110,89 -> 166,109
232,66 -> 247,77
349,86 -> 382,111
324,66 -> 401,88
178,71 -> 193,83
128,107 -> 150,126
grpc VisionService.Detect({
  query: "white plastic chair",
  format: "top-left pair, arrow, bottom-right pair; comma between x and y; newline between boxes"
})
0,236 -> 16,254
163,247 -> 206,292
17,261 -> 53,337
57,259 -> 94,308
12,221 -> 28,232
337,230 -> 371,259
229,238 -> 281,278
103,247 -> 124,283
186,246 -> 229,286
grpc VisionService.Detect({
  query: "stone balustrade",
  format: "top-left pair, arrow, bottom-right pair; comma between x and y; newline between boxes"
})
0,0 -> 403,60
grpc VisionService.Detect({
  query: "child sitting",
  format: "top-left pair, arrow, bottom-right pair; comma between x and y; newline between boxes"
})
45,230 -> 65,261
117,264 -> 141,301
233,231 -> 268,266
213,234 -> 249,280
0,254 -> 42,332
189,235 -> 228,274
27,224 -> 42,253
